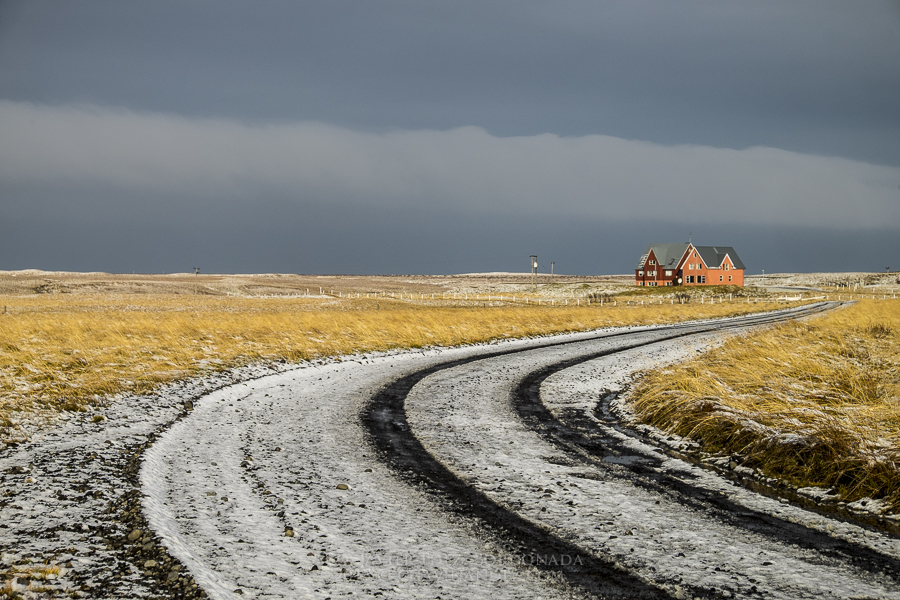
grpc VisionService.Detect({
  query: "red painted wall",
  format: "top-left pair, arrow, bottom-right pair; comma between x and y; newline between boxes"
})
635,250 -> 679,286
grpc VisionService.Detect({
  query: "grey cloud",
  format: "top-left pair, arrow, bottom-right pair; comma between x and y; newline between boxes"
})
2,101 -> 898,230
1,188 -> 897,275
1,1 -> 898,165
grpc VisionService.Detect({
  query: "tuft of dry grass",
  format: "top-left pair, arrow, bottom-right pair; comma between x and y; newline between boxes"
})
0,564 -> 63,599
630,299 -> 900,510
0,292 -> 791,440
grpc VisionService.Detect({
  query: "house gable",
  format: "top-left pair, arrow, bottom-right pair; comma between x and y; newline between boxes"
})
636,243 -> 689,271
695,246 -> 745,271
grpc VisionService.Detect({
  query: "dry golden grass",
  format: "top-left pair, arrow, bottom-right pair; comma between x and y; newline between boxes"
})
631,299 -> 900,509
0,292 -> 791,439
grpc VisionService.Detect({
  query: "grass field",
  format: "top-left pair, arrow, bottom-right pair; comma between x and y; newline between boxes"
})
0,289 -> 793,441
630,299 -> 900,510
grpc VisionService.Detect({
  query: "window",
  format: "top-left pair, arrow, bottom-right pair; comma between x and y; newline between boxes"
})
687,275 -> 694,283
688,264 -> 693,270
729,275 -> 732,282
725,264 -> 730,271
719,275 -> 723,282
638,270 -> 644,276
649,260 -> 656,265
698,275 -> 706,284
665,270 -> 672,276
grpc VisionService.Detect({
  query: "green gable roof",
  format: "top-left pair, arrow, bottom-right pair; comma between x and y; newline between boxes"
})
636,243 -> 689,270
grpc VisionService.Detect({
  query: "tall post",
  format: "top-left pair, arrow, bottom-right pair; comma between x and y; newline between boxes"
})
530,255 -> 538,292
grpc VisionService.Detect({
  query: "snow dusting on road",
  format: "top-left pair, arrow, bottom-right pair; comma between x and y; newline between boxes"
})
6,303 -> 900,599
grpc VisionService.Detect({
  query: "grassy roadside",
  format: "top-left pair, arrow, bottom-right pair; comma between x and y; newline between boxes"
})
630,299 -> 900,511
0,293 -> 792,441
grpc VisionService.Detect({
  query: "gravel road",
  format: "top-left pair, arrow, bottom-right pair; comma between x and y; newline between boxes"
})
5,302 -> 900,599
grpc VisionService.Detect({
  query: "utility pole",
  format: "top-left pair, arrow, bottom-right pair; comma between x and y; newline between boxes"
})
530,255 -> 538,292
551,262 -> 555,276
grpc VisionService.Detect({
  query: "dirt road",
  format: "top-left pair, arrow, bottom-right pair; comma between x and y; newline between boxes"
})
5,303 -> 899,598
130,302 -> 900,599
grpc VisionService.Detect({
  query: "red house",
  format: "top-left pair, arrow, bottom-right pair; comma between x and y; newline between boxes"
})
635,243 -> 745,287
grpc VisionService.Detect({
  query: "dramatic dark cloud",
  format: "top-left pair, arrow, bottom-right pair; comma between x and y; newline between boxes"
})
0,1 -> 898,274
2,102 -> 898,228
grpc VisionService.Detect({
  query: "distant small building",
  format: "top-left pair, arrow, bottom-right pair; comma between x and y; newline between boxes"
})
635,243 -> 745,287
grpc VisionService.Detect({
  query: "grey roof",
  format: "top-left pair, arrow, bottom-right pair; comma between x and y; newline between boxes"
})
636,243 -> 745,271
694,246 -> 746,270
636,243 -> 689,270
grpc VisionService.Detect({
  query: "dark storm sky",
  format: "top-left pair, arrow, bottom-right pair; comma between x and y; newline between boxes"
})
1,1 -> 899,275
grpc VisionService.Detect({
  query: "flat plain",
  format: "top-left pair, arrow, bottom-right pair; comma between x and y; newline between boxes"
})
3,268 -> 860,442
1,269 -> 899,599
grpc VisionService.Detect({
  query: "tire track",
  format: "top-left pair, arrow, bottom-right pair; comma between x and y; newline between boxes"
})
369,301 -> 900,598
139,302 -> 896,599
366,364 -> 670,599
511,338 -> 900,585
363,323 -> 743,598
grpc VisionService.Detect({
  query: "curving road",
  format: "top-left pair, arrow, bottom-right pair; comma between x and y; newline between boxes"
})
140,302 -> 900,599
